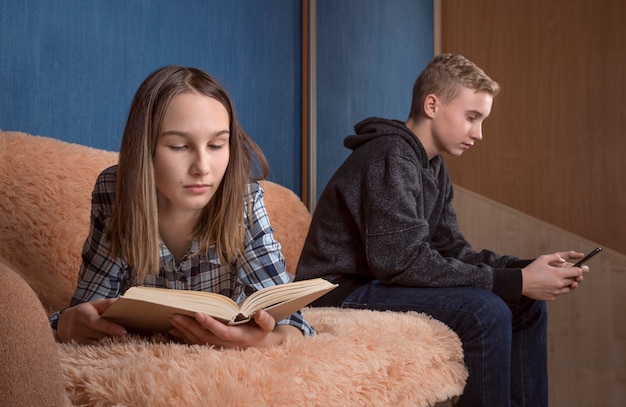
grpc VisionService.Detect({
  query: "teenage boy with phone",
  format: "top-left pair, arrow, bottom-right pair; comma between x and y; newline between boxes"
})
296,53 -> 591,406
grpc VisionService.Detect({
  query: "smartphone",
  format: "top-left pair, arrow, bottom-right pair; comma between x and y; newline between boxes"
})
573,247 -> 602,267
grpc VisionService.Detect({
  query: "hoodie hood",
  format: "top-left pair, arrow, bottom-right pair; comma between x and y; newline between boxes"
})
344,117 -> 430,167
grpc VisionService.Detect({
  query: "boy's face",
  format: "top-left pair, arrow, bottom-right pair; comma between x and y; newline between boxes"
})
430,88 -> 493,157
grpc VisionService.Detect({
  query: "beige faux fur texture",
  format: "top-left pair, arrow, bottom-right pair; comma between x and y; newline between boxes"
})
58,308 -> 467,407
0,131 -> 467,406
0,261 -> 71,406
0,131 -> 117,313
0,131 -> 308,313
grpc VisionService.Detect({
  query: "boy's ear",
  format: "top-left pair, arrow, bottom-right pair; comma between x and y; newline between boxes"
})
423,94 -> 438,119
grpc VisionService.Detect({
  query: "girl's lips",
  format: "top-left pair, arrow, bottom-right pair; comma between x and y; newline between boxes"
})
185,185 -> 210,194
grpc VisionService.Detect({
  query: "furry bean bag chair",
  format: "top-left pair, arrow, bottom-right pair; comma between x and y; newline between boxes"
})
0,131 -> 467,407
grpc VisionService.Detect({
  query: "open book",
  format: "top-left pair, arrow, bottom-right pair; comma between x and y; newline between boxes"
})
102,278 -> 337,334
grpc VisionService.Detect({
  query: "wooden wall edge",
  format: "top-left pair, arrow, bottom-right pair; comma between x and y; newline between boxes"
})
453,184 -> 626,405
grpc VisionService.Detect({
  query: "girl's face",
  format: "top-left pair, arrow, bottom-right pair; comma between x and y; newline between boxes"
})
153,92 -> 230,218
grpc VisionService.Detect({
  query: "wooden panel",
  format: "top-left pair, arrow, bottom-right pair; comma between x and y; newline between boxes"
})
440,0 -> 626,254
453,185 -> 626,406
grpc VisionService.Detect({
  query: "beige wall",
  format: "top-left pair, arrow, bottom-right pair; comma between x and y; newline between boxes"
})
439,0 -> 626,255
453,185 -> 626,406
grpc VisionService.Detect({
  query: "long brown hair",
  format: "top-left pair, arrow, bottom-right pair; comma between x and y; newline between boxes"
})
107,66 -> 269,282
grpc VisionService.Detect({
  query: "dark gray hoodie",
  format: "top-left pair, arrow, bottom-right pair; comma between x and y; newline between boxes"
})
296,117 -> 527,304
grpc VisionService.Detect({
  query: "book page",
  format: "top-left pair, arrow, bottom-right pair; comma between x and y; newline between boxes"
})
239,278 -> 337,320
102,278 -> 337,333
254,285 -> 337,323
102,288 -> 241,333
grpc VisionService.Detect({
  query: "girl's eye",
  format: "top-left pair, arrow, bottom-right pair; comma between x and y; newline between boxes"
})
208,144 -> 224,150
169,145 -> 187,151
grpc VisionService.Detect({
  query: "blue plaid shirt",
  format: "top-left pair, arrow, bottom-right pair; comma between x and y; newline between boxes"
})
50,165 -> 315,336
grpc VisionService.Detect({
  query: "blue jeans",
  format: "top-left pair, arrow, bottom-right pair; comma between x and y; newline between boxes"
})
342,281 -> 548,407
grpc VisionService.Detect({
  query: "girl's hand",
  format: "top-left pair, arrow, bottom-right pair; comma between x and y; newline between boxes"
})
56,298 -> 127,344
169,310 -> 300,348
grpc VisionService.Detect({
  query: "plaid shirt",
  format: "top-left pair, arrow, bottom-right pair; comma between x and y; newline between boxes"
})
50,165 -> 315,336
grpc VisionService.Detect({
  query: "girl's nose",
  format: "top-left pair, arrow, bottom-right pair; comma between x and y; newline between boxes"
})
191,151 -> 210,175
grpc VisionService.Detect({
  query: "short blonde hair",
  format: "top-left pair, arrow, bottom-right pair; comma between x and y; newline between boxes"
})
408,53 -> 500,119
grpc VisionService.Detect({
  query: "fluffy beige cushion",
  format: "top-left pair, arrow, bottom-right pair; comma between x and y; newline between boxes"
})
0,131 -> 467,406
59,308 -> 465,407
0,132 -> 117,313
0,262 -> 71,406
0,132 -> 306,312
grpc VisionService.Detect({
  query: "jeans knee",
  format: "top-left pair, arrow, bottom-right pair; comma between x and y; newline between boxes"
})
471,291 -> 512,337
512,296 -> 547,331
528,297 -> 547,318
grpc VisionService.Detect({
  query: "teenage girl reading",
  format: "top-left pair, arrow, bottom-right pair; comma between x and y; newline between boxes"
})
50,65 -> 314,347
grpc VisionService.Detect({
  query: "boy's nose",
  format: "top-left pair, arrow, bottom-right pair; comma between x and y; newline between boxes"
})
472,126 -> 483,141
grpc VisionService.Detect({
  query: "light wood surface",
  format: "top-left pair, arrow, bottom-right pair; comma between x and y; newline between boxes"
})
454,184 -> 626,406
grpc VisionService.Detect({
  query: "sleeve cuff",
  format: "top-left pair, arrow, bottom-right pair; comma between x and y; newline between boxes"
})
505,258 -> 533,269
49,311 -> 61,331
492,268 -> 522,304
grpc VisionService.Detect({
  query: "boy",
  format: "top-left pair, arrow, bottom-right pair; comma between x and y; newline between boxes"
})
296,53 -> 588,406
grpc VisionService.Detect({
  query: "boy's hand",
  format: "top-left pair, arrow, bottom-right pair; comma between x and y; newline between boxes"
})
521,251 -> 589,301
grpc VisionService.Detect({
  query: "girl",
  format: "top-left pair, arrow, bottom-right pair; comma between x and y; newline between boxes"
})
50,65 -> 314,347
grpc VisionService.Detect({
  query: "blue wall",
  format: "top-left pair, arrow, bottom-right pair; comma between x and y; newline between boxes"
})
0,0 -> 302,193
0,1 -> 434,199
316,0 -> 434,199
